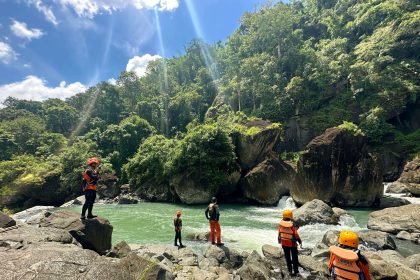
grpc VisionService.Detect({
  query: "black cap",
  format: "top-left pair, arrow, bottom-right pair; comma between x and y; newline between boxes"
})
211,197 -> 217,203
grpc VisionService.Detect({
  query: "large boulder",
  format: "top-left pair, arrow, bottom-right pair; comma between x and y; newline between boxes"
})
134,180 -> 174,202
291,127 -> 383,207
367,204 -> 420,234
358,230 -> 396,250
379,195 -> 411,208
237,251 -> 271,280
386,182 -> 410,194
262,244 -> 283,260
171,172 -> 217,204
368,258 -> 398,280
233,121 -> 281,171
0,211 -> 16,228
240,152 -> 295,205
398,158 -> 420,196
293,199 -> 338,226
39,210 -> 113,254
96,173 -> 120,199
12,205 -> 54,224
364,251 -> 420,280
406,254 -> 420,272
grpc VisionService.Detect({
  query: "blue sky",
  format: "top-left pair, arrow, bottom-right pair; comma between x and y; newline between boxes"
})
0,0 -> 276,103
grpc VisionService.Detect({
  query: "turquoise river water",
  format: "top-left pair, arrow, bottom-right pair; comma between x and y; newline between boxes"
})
68,196 -> 420,256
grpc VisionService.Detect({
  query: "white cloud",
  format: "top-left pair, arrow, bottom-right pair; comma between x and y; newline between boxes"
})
126,54 -> 161,77
28,0 -> 59,26
10,20 -> 45,41
0,42 -> 18,64
0,76 -> 87,104
107,78 -> 117,85
58,0 -> 180,18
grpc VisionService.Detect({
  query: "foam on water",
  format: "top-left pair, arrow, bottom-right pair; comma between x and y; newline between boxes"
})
383,182 -> 420,204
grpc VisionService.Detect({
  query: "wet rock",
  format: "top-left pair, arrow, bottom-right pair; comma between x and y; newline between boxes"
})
332,207 -> 347,219
106,240 -> 131,258
406,254 -> 420,272
321,230 -> 340,247
358,230 -> 397,250
386,182 -> 410,194
240,152 -> 295,205
368,204 -> 420,234
237,250 -> 271,280
12,205 -> 54,224
262,244 -> 283,260
399,158 -> 420,196
186,232 -> 210,242
291,127 -> 383,207
0,211 -> 16,228
379,195 -> 411,208
397,231 -> 412,241
39,210 -> 113,254
294,199 -> 338,227
117,195 -> 139,204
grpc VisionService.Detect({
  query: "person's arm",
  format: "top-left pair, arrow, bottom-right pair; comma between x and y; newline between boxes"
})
179,219 -> 182,231
328,253 -> 334,271
278,224 -> 282,244
205,207 -> 210,220
86,169 -> 99,182
215,205 -> 220,221
293,227 -> 302,246
358,254 -> 371,280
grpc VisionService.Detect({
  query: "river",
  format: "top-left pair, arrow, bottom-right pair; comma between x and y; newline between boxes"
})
67,196 -> 420,256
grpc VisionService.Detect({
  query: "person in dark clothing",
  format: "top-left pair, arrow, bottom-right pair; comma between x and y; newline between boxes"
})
174,210 -> 185,248
81,157 -> 100,220
205,197 -> 223,246
278,209 -> 302,277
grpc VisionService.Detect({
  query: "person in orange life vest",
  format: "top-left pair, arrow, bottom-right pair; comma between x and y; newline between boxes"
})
329,230 -> 371,280
81,157 -> 100,220
278,209 -> 302,277
174,210 -> 186,248
205,197 -> 223,246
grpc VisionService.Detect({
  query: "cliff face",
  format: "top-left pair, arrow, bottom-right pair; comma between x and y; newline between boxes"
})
291,127 -> 383,207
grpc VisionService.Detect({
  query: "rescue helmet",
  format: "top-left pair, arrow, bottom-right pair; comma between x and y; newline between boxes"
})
339,230 -> 359,248
282,209 -> 293,220
87,157 -> 100,166
176,210 -> 182,216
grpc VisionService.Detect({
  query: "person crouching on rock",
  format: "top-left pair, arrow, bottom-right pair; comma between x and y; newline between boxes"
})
278,209 -> 302,277
205,197 -> 223,246
329,230 -> 371,280
81,157 -> 100,220
174,210 -> 186,248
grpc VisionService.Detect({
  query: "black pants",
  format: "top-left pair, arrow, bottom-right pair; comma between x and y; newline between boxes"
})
174,231 -> 182,246
283,246 -> 299,274
81,190 -> 96,217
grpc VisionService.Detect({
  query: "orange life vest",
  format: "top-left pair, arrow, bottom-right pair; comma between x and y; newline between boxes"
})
84,169 -> 97,191
279,220 -> 295,243
330,246 -> 363,280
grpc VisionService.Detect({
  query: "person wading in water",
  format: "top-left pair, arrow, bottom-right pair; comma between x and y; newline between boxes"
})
205,197 -> 223,246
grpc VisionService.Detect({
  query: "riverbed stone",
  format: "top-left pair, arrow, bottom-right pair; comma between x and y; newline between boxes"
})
294,199 -> 338,226
204,245 -> 227,263
358,230 -> 397,250
406,254 -> 420,272
262,244 -> 283,260
106,240 -> 131,258
379,195 -> 411,208
39,210 -> 113,254
367,204 -> 420,234
199,257 -> 220,270
397,231 -> 412,241
12,205 -> 54,224
369,258 -> 398,280
237,250 -> 271,280
398,158 -> 420,197
299,255 -> 329,277
311,243 -> 330,259
386,182 -> 410,194
321,230 -> 340,247
0,211 -> 16,228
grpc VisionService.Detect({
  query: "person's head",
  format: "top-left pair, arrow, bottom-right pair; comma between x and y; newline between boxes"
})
282,209 -> 293,221
87,157 -> 100,169
176,210 -> 182,217
339,230 -> 359,249
211,197 -> 217,203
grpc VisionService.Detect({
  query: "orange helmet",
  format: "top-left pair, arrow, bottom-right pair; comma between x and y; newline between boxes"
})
87,157 -> 100,166
339,230 -> 359,248
176,210 -> 182,216
282,209 -> 293,220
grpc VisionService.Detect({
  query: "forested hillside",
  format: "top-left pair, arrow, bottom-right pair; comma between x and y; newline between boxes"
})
1,0 -> 419,210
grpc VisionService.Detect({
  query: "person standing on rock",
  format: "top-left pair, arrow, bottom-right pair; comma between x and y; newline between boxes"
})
81,157 -> 100,220
329,230 -> 371,280
174,210 -> 186,248
278,209 -> 302,277
205,197 -> 223,246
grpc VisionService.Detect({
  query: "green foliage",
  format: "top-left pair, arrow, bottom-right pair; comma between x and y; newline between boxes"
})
338,121 -> 364,136
360,107 -> 395,143
395,130 -> 420,156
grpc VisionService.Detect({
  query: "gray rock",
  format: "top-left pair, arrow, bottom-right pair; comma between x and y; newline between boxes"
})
204,245 -> 227,263
12,205 -> 54,224
106,240 -> 131,258
321,230 -> 340,247
61,195 -> 85,207
358,230 -> 397,250
199,257 -> 220,270
291,127 -> 383,207
96,173 -> 120,199
311,243 -> 330,259
262,244 -> 283,260
369,258 -> 398,280
368,204 -> 420,234
298,255 -> 329,277
397,231 -> 412,241
186,232 -> 210,242
117,195 -> 139,204
379,195 -> 411,208
398,158 -> 420,196
0,211 -> 16,228
39,210 -> 113,254
294,199 -> 338,227
0,224 -> 73,245
240,152 -> 295,205
237,250 -> 271,280
332,207 -> 347,218
406,254 -> 420,272
386,182 -> 410,194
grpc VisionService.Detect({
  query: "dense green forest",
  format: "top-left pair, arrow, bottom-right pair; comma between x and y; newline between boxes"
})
0,0 -> 419,210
